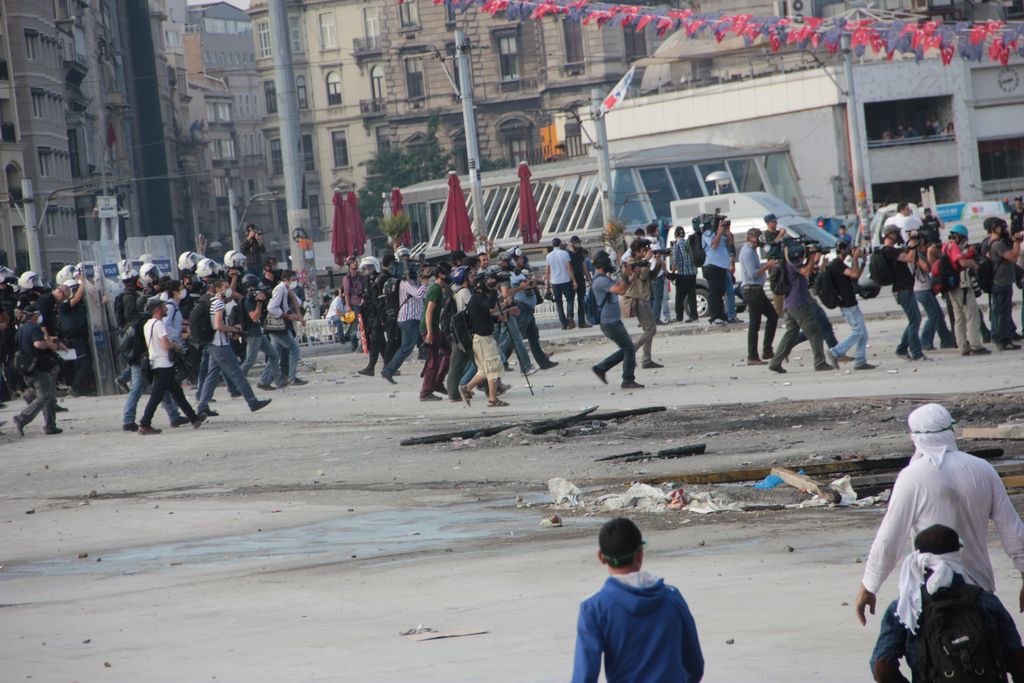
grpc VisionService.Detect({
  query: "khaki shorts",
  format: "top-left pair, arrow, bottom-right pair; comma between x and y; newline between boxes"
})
472,334 -> 504,381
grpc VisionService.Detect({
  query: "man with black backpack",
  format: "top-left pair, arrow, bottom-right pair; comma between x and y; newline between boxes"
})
767,244 -> 834,374
825,241 -> 875,370
739,228 -> 777,365
11,306 -> 62,436
942,225 -> 991,356
870,524 -> 1024,683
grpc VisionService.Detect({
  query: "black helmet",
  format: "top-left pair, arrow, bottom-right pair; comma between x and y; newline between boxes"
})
241,274 -> 260,289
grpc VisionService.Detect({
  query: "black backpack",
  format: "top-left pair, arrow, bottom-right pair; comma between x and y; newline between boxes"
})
448,308 -> 473,354
117,312 -> 149,364
188,294 -> 215,346
869,250 -> 895,286
976,253 -> 996,294
769,262 -> 791,296
687,232 -> 706,269
380,274 -> 401,324
813,267 -> 840,309
437,287 -> 458,339
917,583 -> 1003,683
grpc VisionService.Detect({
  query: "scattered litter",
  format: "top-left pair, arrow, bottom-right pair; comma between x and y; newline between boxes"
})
784,545 -> 794,553
77,552 -> 88,559
25,509 -> 35,515
400,625 -> 489,642
270,508 -> 283,513
726,639 -> 736,645
887,370 -> 899,375
548,478 -> 582,506
682,492 -> 745,515
540,514 -> 563,528
753,474 -> 784,489
594,483 -> 670,511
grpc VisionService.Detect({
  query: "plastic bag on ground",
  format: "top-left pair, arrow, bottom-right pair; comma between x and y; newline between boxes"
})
682,491 -> 745,515
548,477 -> 582,506
595,483 -> 670,511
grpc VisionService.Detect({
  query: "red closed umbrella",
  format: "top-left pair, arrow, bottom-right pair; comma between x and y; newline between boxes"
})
331,190 -> 349,265
517,161 -> 541,244
443,171 -> 474,252
391,187 -> 411,247
345,191 -> 366,256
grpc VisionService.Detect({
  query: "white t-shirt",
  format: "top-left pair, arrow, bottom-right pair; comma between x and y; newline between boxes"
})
885,213 -> 923,243
144,318 -> 173,369
546,248 -> 572,285
325,295 -> 344,321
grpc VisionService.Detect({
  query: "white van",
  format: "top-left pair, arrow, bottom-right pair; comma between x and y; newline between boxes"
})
667,192 -> 838,316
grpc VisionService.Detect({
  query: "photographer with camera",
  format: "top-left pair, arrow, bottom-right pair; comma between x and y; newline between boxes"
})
701,213 -> 731,325
239,275 -> 282,391
825,242 -> 875,370
739,228 -> 777,365
458,269 -> 516,408
988,217 -> 1023,351
508,253 -> 558,371
590,251 -> 644,390
670,226 -> 698,322
881,226 -> 927,361
768,242 -> 834,374
623,238 -> 664,370
241,224 -> 265,275
942,225 -> 991,356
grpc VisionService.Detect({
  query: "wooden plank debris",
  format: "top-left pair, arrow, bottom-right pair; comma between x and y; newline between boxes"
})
963,425 -> 1024,440
594,444 -> 706,463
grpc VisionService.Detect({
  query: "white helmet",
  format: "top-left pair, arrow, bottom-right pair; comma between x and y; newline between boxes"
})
62,279 -> 79,290
139,262 -> 161,285
178,251 -> 201,271
223,250 -> 247,269
396,247 -> 412,258
196,257 -> 218,279
18,271 -> 43,291
118,259 -> 138,281
359,256 -> 381,273
138,252 -> 154,264
55,264 -> 77,284
0,266 -> 15,284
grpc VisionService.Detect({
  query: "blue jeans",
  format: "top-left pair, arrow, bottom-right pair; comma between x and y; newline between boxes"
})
895,289 -> 923,358
268,330 -> 300,382
514,302 -> 552,366
650,275 -> 666,323
497,315 -> 533,373
595,320 -> 636,382
383,319 -> 420,375
915,290 -> 955,349
830,305 -> 868,366
991,282 -> 1014,345
725,273 -> 736,320
196,345 -> 240,397
196,344 -> 259,412
551,281 -> 575,326
241,332 -> 282,387
122,363 -> 181,425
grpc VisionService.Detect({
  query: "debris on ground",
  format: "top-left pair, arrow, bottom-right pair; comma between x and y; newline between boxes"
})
400,625 -> 489,642
594,483 -> 670,511
548,478 -> 582,506
540,514 -> 563,528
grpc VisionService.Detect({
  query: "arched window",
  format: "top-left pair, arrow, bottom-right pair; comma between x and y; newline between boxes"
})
296,75 -> 308,109
370,66 -> 385,102
326,71 -> 342,106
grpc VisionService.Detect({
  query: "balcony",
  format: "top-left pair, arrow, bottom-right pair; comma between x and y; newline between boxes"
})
353,36 -> 384,60
868,137 -> 959,185
359,98 -> 389,118
0,123 -> 15,143
499,78 -> 539,94
63,52 -> 88,83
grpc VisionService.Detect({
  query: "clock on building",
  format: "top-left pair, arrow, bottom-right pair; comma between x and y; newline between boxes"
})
997,68 -> 1020,93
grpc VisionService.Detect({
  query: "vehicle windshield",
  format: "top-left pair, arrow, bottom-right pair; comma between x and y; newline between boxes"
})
782,221 -> 838,248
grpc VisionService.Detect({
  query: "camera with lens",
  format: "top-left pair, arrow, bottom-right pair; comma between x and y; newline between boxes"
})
691,209 -> 726,235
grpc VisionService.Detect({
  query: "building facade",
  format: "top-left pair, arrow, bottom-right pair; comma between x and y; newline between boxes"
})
0,1 -> 28,272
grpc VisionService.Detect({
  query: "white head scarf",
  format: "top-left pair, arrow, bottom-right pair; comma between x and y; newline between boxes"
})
908,403 -> 958,468
896,550 -> 978,633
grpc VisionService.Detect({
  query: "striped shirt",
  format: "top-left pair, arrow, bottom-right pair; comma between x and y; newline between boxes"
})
672,238 -> 697,276
210,297 -> 230,347
397,280 -> 425,322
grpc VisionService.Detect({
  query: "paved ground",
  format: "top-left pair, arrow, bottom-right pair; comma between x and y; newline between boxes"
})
3,304 -> 1024,682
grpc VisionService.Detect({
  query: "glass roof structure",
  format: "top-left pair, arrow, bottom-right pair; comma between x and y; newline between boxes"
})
401,143 -> 804,252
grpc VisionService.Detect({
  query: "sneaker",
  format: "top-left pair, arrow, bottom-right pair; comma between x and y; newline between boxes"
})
815,364 -> 838,371
578,322 -> 592,329
710,319 -> 726,326
250,399 -> 272,413
496,381 -> 511,396
768,365 -> 787,374
169,417 -> 192,428
54,404 -> 69,413
357,368 -> 374,377
911,354 -> 932,361
641,361 -> 664,369
683,318 -> 698,323
523,367 -> 539,377
256,383 -> 277,391
192,414 -> 207,429
620,380 -> 645,389
592,366 -> 608,385
138,425 -> 161,435
566,321 -> 576,330
835,354 -> 855,364
198,408 -> 219,418
998,343 -> 1021,351
747,358 -> 767,366
538,361 -> 559,370
727,318 -> 744,324
762,350 -> 775,360
895,351 -> 911,361
43,426 -> 63,435
290,378 -> 309,386
970,347 -> 991,355
458,384 -> 473,407
122,422 -> 139,432
420,393 -> 442,402
854,363 -> 877,370
392,370 -> 401,376
380,370 -> 397,384
13,416 -> 25,437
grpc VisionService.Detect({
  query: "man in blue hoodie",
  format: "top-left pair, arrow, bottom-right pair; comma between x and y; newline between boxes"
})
572,518 -> 704,683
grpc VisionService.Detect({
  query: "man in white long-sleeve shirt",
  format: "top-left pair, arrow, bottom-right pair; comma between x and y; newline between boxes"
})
856,402 -> 1024,626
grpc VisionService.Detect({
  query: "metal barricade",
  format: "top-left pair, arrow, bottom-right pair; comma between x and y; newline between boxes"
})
296,318 -> 338,347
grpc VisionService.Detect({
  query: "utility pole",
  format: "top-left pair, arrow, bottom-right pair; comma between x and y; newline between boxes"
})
591,88 -> 614,228
228,187 -> 241,253
842,36 -> 871,240
267,0 -> 317,314
21,178 -> 42,274
455,29 -> 486,237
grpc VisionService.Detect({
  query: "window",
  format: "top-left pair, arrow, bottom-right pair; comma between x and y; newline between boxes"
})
296,75 -> 308,109
326,71 -> 342,106
257,22 -> 271,58
212,138 -> 235,160
302,134 -> 315,171
364,8 -> 380,38
31,93 -> 45,119
264,80 -> 277,114
405,58 -> 424,99
25,32 -> 38,61
269,138 -> 282,175
206,101 -> 232,122
563,19 -> 584,64
376,127 -> 391,152
624,29 -> 647,61
67,129 -> 80,177
331,131 -> 349,168
979,137 -> 1024,182
318,13 -> 336,50
213,176 -> 229,197
370,66 -> 385,101
308,194 -> 321,235
289,14 -> 303,54
399,0 -> 419,28
45,212 -> 58,237
37,149 -> 52,177
498,35 -> 520,82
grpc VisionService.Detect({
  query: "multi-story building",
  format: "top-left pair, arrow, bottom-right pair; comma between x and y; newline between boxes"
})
183,1 -> 277,261
0,1 -> 28,272
247,0 -> 662,244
